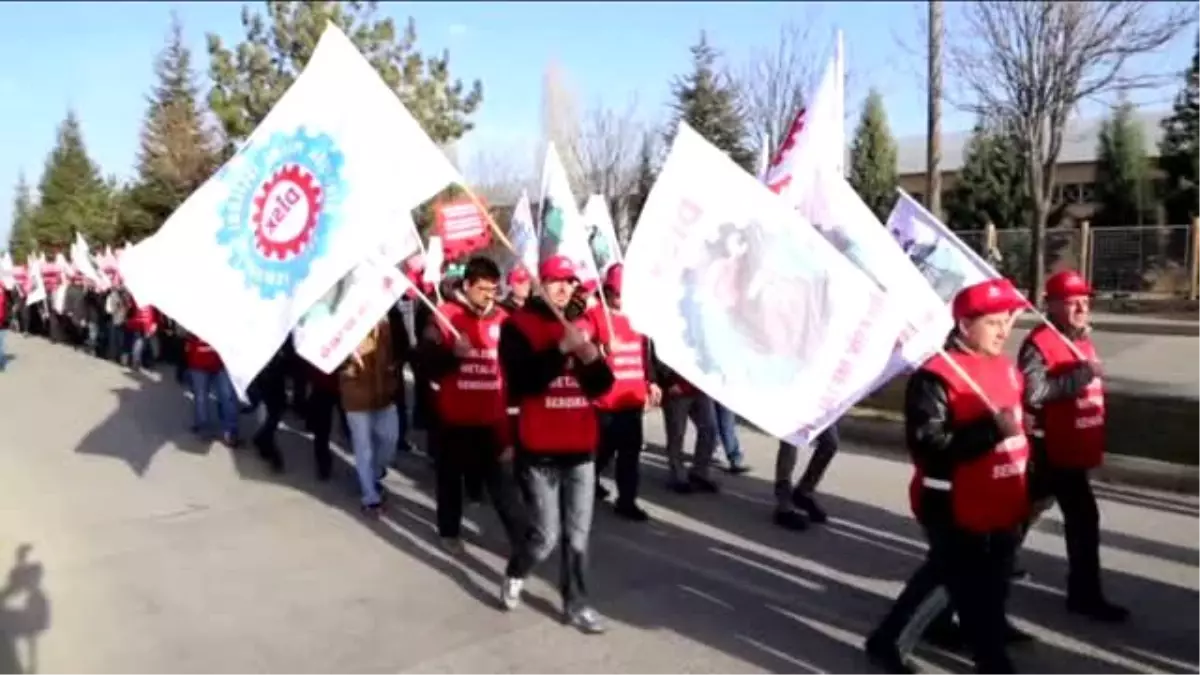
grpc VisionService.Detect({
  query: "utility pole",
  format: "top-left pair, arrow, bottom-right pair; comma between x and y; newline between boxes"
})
926,0 -> 943,220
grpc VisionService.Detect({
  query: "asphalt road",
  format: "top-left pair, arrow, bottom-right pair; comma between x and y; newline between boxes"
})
0,334 -> 1196,673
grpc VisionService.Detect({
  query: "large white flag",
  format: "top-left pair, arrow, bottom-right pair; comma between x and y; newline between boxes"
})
26,255 -> 47,306
117,24 -> 460,396
538,143 -> 598,282
582,193 -> 622,272
623,123 -> 905,440
293,212 -> 422,373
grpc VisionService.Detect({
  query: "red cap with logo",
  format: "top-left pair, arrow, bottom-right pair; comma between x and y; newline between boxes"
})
507,265 -> 531,286
603,263 -> 624,293
952,278 -> 1027,320
1045,269 -> 1091,300
539,255 -> 578,282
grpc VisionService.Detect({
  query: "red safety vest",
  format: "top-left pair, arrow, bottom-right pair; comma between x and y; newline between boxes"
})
909,351 -> 1031,533
591,306 -> 648,411
1025,325 -> 1105,469
435,302 -> 508,427
506,308 -> 600,454
184,335 -> 222,373
128,304 -> 156,334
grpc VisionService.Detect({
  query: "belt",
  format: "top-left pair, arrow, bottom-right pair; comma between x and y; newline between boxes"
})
922,477 -> 952,491
506,407 -> 519,415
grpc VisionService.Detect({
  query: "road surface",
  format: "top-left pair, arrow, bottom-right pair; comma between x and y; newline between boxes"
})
0,334 -> 1196,673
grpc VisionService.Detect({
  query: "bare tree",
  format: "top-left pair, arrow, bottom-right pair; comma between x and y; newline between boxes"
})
462,145 -> 531,205
732,20 -> 828,159
572,98 -> 645,235
540,59 -> 586,197
945,1 -> 1194,298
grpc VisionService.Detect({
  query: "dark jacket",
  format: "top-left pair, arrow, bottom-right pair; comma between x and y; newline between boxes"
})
1016,323 -> 1093,437
903,343 -> 1008,527
499,295 -> 615,464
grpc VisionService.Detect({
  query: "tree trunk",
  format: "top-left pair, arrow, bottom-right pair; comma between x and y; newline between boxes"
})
1029,203 -> 1048,305
926,0 -> 943,220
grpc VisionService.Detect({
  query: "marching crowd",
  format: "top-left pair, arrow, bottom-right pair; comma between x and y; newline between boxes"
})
0,254 -> 1129,673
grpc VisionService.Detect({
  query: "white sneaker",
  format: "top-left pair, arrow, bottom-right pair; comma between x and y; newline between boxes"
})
501,577 -> 524,611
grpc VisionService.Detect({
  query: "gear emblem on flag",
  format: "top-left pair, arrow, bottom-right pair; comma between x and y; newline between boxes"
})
216,127 -> 346,300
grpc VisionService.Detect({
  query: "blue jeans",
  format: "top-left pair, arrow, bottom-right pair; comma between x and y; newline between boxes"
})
188,369 -> 238,437
0,329 -> 7,370
130,332 -> 155,369
711,401 -> 744,466
508,460 -> 595,608
345,405 -> 400,506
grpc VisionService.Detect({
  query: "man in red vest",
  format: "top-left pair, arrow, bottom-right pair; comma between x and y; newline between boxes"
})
866,278 -> 1029,674
1018,269 -> 1127,622
498,254 -> 615,634
590,263 -> 660,522
419,256 -> 525,554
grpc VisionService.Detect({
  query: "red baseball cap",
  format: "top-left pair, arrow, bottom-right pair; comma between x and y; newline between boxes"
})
539,255 -> 578,282
507,265 -> 531,286
952,278 -> 1026,321
1045,270 -> 1092,299
603,263 -> 624,293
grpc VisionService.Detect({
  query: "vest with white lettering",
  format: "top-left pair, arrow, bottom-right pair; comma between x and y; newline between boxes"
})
590,306 -> 647,411
909,351 -> 1031,533
435,302 -> 508,427
1025,324 -> 1105,469
507,308 -> 600,454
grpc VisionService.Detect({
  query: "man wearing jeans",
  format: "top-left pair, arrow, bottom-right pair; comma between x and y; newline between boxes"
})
339,318 -> 401,517
773,425 -> 840,530
712,401 -> 750,474
183,333 -> 239,446
655,355 -> 720,493
498,255 -> 615,635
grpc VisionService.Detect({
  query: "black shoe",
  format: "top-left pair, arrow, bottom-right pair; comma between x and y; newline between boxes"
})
924,618 -> 965,651
864,634 -> 915,674
668,479 -> 694,494
595,483 -> 612,502
1067,596 -> 1130,623
1011,566 -> 1030,581
773,509 -> 809,531
1005,622 -> 1034,644
726,462 -> 751,475
793,493 -> 828,524
316,465 -> 332,481
614,502 -> 649,522
688,474 -> 719,493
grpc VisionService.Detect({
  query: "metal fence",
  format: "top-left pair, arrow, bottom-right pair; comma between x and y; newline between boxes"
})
955,224 -> 1198,298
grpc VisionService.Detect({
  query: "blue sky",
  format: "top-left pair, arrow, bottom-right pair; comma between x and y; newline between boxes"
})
0,1 -> 1192,244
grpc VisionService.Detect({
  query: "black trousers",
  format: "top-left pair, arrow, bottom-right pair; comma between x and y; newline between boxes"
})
596,408 -> 644,506
307,387 -> 338,478
435,423 -> 525,544
872,523 -> 1018,671
1026,459 -> 1103,601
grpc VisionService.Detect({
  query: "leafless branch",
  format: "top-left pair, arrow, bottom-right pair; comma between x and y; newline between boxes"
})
462,146 -> 530,205
731,19 -> 828,157
574,97 -> 644,199
943,0 -> 1195,296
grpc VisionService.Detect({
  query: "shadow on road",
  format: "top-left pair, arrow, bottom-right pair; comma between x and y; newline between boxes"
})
70,359 -> 1200,674
0,544 -> 50,674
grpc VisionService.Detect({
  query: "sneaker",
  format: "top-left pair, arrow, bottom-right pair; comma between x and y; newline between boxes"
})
793,493 -> 828,524
726,461 -> 751,475
773,509 -> 809,531
564,606 -> 607,635
1067,596 -> 1130,623
500,577 -> 524,611
1010,565 -> 1031,581
614,502 -> 649,522
864,634 -> 915,674
595,483 -> 612,502
222,433 -> 242,450
440,537 -> 465,555
688,474 -> 720,493
667,479 -> 694,495
361,502 -> 382,519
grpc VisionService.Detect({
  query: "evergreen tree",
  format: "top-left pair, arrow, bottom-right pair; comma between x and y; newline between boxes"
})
30,110 -> 111,251
1095,97 -> 1154,226
1160,41 -> 1199,223
630,133 -> 658,227
848,89 -> 899,221
126,14 -> 220,240
8,172 -> 36,258
667,32 -> 754,170
208,1 -> 482,151
944,119 -> 1032,230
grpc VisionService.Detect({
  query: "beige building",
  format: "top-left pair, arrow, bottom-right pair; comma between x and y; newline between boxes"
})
896,110 -> 1168,224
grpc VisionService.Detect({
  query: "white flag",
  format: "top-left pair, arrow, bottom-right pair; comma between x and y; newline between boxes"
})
538,143 -> 598,282
117,24 -> 461,396
507,190 -> 539,279
623,122 -> 905,440
422,235 -> 445,287
293,212 -> 421,373
71,232 -> 108,290
25,255 -> 46,305
582,193 -> 622,271
0,252 -> 14,291
887,189 -> 995,302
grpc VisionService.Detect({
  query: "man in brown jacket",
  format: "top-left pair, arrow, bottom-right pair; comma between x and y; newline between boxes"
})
340,317 -> 401,516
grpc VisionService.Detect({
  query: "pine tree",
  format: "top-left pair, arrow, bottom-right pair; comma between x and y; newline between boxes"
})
208,1 -> 482,151
8,172 -> 36,258
1095,97 -> 1154,226
848,89 -> 899,221
126,14 -> 220,240
630,133 -> 658,227
1160,41 -> 1199,223
667,32 -> 754,170
31,110 -> 111,251
944,119 -> 1031,230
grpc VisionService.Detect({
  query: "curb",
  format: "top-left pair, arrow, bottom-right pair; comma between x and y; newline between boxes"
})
1013,315 -> 1199,337
837,408 -> 1199,495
